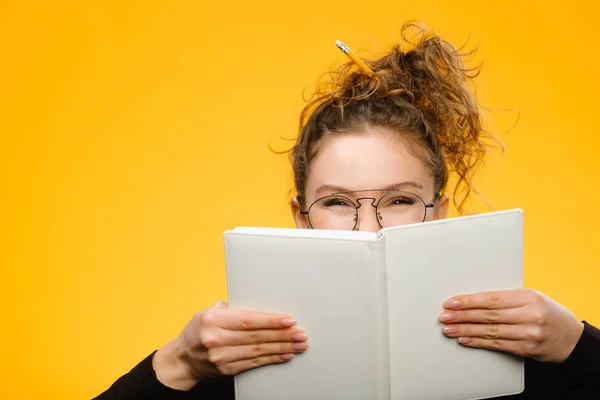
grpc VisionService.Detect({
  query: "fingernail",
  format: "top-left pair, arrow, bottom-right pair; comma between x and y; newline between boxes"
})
443,325 -> 459,334
280,319 -> 297,327
444,298 -> 461,309
458,337 -> 472,344
439,312 -> 456,322
290,332 -> 308,341
291,342 -> 309,351
280,354 -> 294,361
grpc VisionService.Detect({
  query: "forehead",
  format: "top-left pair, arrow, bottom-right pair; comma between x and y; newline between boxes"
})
304,128 -> 433,197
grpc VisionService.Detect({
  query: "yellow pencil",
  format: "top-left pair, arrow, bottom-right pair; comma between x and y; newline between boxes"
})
335,40 -> 374,75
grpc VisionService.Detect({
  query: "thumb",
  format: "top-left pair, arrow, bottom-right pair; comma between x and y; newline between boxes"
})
212,300 -> 229,309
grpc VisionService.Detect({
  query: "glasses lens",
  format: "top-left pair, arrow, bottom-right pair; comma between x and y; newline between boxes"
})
308,195 -> 357,230
377,191 -> 426,227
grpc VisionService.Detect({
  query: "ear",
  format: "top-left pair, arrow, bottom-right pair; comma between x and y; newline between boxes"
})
432,193 -> 449,220
290,196 -> 310,229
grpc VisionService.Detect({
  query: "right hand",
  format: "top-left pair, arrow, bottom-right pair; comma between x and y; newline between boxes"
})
153,300 -> 308,389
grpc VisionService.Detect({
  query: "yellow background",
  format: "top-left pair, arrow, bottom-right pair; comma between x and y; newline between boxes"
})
1,1 -> 599,398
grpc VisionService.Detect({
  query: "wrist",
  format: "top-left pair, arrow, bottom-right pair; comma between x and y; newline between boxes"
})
558,319 -> 585,363
153,338 -> 199,391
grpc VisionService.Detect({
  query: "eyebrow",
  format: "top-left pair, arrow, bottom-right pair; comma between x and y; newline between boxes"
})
315,181 -> 424,196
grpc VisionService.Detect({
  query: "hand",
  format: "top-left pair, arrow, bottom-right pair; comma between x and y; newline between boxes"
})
153,300 -> 308,390
440,288 -> 584,363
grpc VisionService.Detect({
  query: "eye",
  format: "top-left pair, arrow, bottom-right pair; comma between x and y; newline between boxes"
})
323,198 -> 351,207
394,197 -> 413,205
317,196 -> 355,209
384,196 -> 415,206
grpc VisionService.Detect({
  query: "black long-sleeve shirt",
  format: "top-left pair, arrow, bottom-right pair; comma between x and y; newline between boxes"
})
93,321 -> 600,399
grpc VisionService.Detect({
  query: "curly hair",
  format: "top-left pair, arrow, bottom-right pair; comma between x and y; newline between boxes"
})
289,21 -> 500,214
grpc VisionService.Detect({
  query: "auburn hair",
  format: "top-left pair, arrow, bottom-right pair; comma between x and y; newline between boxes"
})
289,22 -> 499,214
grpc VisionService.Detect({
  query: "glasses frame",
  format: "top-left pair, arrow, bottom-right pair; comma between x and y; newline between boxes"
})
300,189 -> 439,230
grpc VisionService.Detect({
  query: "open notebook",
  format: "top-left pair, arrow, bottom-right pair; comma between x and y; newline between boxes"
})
223,209 -> 525,400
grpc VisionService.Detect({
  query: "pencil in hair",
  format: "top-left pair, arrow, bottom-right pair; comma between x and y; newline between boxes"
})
335,40 -> 374,75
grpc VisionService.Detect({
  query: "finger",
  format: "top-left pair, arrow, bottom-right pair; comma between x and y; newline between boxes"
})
443,289 -> 534,310
443,323 -> 538,340
218,353 -> 294,376
218,328 -> 308,346
202,308 -> 296,330
209,341 -> 309,364
456,337 -> 524,356
439,307 -> 528,324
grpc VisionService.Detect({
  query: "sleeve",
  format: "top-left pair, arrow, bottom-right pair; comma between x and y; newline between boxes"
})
562,320 -> 600,388
92,351 -> 235,400
494,321 -> 600,400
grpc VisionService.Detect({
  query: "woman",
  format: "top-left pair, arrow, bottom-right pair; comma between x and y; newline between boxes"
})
94,23 -> 600,399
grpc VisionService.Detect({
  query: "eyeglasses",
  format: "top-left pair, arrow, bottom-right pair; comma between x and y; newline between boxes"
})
300,189 -> 438,231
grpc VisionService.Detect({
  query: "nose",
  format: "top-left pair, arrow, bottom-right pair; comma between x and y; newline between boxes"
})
355,198 -> 380,233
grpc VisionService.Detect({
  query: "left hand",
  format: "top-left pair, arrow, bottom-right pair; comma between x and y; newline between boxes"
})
440,288 -> 584,363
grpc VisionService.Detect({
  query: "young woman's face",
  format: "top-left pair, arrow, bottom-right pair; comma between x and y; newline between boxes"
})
291,127 -> 449,232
